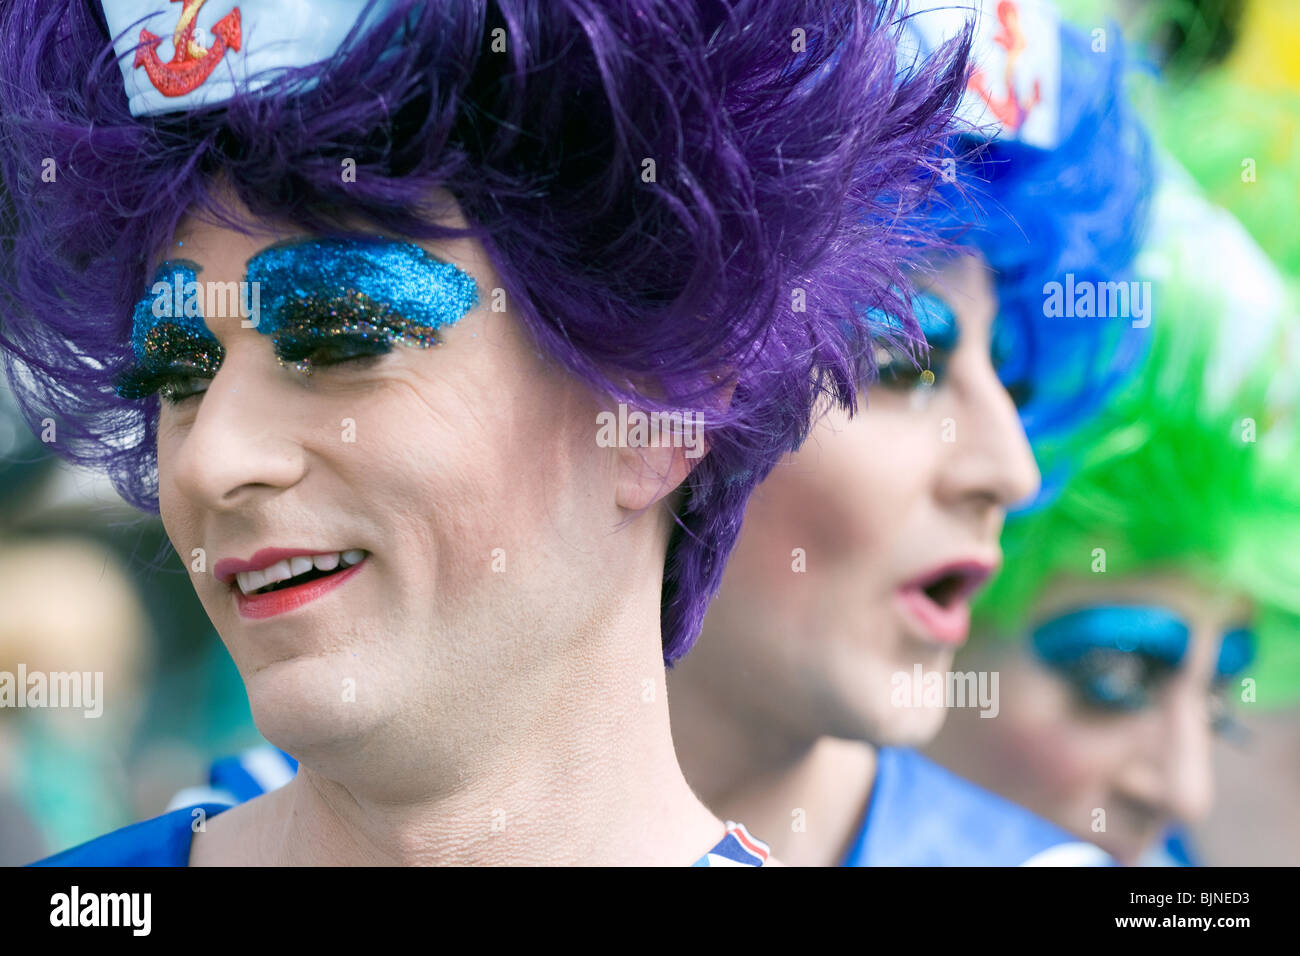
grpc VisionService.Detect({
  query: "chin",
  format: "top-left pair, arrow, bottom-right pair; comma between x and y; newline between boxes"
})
241,655 -> 396,757
864,703 -> 950,748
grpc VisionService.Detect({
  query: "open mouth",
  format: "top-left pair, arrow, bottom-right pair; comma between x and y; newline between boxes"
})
897,560 -> 995,646
918,567 -> 984,610
235,550 -> 367,596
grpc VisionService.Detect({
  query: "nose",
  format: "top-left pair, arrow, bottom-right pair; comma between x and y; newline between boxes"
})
935,360 -> 1041,515
162,343 -> 308,511
1120,688 -> 1217,830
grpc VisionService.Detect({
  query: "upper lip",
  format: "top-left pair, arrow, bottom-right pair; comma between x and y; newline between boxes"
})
214,547 -> 355,587
900,556 -> 999,603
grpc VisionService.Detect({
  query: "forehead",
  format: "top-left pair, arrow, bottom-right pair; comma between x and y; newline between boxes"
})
165,214 -> 297,279
161,185 -> 476,280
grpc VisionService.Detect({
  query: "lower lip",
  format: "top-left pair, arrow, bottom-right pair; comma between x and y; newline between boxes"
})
895,586 -> 972,647
233,559 -> 366,620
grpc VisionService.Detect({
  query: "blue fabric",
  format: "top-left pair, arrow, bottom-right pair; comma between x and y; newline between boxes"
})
209,749 -> 298,803
842,748 -> 1111,866
29,796 -> 759,866
1161,827 -> 1198,866
29,803 -> 232,867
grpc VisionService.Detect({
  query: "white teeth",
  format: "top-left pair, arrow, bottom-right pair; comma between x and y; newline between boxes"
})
263,559 -> 293,585
233,550 -> 366,595
236,568 -> 267,595
313,552 -> 340,572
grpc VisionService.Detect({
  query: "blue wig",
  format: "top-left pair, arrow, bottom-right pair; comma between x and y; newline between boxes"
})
930,20 -> 1155,449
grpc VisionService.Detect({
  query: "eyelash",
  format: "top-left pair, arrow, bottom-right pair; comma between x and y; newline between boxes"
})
874,341 -> 1036,409
1055,650 -> 1244,736
1208,681 -> 1241,737
115,362 -> 218,405
1056,649 -> 1169,712
274,334 -> 395,373
125,335 -> 395,407
874,343 -> 952,391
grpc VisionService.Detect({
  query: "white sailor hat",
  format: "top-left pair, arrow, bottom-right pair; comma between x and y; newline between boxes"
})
100,0 -> 400,117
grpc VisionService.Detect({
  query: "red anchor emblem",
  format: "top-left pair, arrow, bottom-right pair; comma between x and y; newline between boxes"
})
968,1 -> 1042,133
134,0 -> 242,98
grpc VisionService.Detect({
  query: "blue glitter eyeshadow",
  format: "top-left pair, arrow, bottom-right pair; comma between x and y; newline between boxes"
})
116,260 -> 225,400
246,238 -> 479,357
911,291 -> 959,351
863,290 -> 960,351
1216,627 -> 1256,677
1030,605 -> 1191,666
129,260 -> 219,361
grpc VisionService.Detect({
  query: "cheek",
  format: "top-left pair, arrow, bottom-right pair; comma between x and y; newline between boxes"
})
356,350 -> 609,604
754,408 -> 932,571
156,420 -> 200,543
989,666 -> 1124,806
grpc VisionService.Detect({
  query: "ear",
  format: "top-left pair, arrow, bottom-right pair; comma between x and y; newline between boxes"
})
607,377 -> 731,512
614,440 -> 704,512
600,403 -> 711,511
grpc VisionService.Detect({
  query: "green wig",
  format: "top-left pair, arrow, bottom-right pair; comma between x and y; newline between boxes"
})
1058,0 -> 1300,284
975,163 -> 1300,704
1150,83 -> 1300,290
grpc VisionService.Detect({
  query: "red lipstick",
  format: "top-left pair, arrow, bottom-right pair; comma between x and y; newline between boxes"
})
214,548 -> 368,620
235,560 -> 365,620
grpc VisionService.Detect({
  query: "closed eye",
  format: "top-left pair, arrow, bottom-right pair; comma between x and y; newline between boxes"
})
1050,649 -> 1177,713
874,343 -> 951,391
115,363 -> 216,405
274,332 -> 398,372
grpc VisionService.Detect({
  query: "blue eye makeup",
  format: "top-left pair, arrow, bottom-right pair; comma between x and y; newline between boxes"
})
914,290 -> 959,351
868,290 -> 961,390
1031,605 -> 1188,711
115,260 -> 225,403
990,316 -> 1034,409
114,238 -> 479,403
1030,605 -> 1257,728
247,237 -> 479,373
1215,626 -> 1256,678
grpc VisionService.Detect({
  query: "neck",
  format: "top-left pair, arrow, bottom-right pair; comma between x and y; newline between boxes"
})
668,643 -> 877,867
192,569 -> 727,865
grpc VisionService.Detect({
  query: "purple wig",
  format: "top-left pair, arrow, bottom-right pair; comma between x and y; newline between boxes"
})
0,1 -> 970,663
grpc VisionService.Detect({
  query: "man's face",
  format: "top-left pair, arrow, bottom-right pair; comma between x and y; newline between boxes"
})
677,253 -> 1039,746
150,192 -> 646,784
939,572 -> 1254,865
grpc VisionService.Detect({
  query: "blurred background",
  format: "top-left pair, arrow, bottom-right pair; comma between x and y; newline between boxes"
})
0,395 -> 267,864
2,0 -> 1297,865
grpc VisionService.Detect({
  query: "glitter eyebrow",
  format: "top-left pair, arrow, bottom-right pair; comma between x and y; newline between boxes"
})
863,288 -> 961,353
244,237 -> 479,359
128,260 -> 219,359
115,260 -> 225,399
